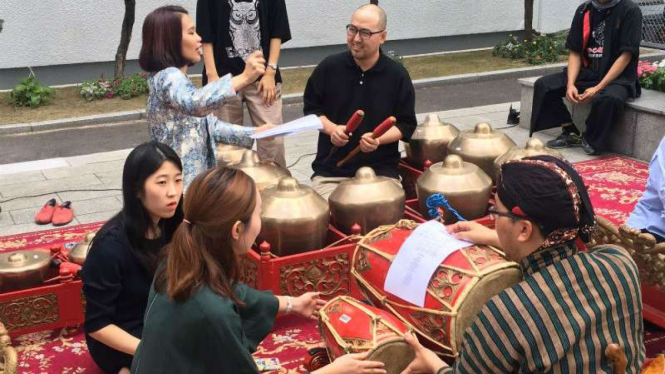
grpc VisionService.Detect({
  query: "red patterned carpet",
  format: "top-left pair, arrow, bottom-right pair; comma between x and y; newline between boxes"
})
2,155 -> 664,374
575,155 -> 651,226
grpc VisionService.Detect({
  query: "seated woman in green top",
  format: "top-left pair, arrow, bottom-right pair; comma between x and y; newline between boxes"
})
131,167 -> 387,374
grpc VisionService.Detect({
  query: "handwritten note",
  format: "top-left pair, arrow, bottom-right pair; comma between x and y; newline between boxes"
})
250,115 -> 323,139
384,221 -> 472,307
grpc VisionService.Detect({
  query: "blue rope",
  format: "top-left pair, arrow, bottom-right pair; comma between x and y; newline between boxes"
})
426,193 -> 466,221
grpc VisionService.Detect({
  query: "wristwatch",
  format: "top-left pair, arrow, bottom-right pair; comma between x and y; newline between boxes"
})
267,62 -> 278,71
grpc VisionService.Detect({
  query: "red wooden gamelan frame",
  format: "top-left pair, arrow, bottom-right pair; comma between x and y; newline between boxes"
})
0,279 -> 84,338
240,208 -> 428,299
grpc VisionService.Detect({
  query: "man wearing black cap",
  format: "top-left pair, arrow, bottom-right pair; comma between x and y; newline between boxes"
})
400,156 -> 645,374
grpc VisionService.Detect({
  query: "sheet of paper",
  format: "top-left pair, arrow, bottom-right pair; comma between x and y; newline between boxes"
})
250,114 -> 323,139
384,220 -> 472,307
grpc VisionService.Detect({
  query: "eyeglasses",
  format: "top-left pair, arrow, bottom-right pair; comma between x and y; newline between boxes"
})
487,206 -> 523,220
346,24 -> 385,40
488,206 -> 546,231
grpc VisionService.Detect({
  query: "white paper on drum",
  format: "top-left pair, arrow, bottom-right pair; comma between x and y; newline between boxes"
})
384,220 -> 471,307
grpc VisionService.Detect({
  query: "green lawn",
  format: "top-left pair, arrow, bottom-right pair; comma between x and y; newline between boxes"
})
0,49 -> 549,126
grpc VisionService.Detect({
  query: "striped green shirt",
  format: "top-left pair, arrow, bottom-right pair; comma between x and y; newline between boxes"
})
442,243 -> 645,374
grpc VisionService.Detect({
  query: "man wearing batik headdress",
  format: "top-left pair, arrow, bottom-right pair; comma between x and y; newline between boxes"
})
400,156 -> 646,374
530,0 -> 642,155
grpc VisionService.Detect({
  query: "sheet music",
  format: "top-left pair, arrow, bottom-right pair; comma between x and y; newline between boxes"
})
384,220 -> 472,307
250,115 -> 323,139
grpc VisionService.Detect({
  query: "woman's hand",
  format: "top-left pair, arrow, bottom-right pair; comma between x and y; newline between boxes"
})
292,292 -> 326,319
254,123 -> 276,133
253,123 -> 276,141
400,333 -> 447,374
314,352 -> 387,374
232,51 -> 266,91
447,221 -> 500,248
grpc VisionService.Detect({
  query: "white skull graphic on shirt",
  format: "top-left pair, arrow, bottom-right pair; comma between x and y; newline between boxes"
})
226,0 -> 261,61
587,20 -> 605,59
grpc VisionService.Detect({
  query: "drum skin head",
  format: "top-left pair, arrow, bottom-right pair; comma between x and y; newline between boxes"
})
367,339 -> 416,374
455,267 -> 522,349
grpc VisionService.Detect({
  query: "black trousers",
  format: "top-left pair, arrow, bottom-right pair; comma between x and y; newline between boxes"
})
530,70 -> 629,151
86,333 -> 134,373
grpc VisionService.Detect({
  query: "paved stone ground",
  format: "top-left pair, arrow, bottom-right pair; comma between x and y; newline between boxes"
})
0,102 -> 598,236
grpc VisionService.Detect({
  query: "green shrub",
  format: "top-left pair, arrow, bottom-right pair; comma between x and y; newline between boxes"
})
493,32 -> 568,65
80,78 -> 113,101
79,73 -> 149,101
5,75 -> 55,108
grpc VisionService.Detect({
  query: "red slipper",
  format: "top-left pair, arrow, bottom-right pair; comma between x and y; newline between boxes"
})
52,201 -> 74,226
35,198 -> 57,224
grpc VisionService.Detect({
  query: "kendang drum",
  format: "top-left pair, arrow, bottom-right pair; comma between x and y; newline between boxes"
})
319,295 -> 415,374
351,220 -> 522,358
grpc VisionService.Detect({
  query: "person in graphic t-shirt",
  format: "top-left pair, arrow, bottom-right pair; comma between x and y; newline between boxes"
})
197,0 -> 291,167
529,0 -> 642,155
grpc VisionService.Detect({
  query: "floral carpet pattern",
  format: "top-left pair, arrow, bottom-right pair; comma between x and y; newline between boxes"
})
574,155 -> 650,225
1,155 -> 663,373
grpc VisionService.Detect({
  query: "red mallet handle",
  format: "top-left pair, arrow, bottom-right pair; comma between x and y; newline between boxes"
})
345,110 -> 365,134
372,116 -> 396,137
336,116 -> 396,167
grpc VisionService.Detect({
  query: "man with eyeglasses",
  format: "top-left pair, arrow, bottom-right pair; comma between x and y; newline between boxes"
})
400,155 -> 645,374
303,4 -> 416,199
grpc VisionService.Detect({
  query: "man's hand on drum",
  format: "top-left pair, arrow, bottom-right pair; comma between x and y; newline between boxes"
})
359,133 -> 380,153
447,221 -> 501,248
400,333 -> 447,374
292,292 -> 327,319
330,125 -> 350,147
314,352 -> 387,374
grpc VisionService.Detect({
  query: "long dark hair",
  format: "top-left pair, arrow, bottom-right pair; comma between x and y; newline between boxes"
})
95,141 -> 184,273
155,168 -> 257,305
139,5 -> 190,72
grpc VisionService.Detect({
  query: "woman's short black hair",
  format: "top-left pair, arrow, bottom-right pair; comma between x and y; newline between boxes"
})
139,5 -> 190,72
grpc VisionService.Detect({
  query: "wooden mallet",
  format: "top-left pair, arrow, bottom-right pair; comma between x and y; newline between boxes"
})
336,116 -> 396,168
325,110 -> 365,161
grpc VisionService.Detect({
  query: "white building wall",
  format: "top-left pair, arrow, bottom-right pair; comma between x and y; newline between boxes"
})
0,0 -> 583,70
534,0 -> 582,34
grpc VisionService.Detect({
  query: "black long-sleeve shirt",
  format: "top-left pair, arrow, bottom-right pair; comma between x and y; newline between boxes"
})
82,220 -> 165,373
304,51 -> 417,179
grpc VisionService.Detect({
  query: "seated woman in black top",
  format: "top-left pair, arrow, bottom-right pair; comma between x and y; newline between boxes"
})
131,167 -> 386,374
82,141 -> 184,374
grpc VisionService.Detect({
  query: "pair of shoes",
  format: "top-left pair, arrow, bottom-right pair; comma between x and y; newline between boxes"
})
582,137 -> 598,155
546,131 -> 582,149
34,199 -> 74,226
